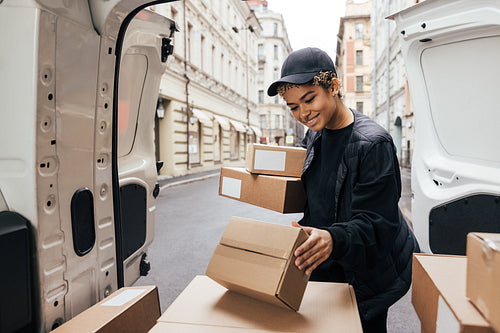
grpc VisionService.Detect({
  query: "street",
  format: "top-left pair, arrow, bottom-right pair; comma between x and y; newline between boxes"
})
135,170 -> 419,332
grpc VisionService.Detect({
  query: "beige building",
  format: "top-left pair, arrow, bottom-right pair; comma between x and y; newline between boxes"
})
150,1 -> 261,177
336,0 -> 372,117
372,0 -> 420,167
248,0 -> 304,146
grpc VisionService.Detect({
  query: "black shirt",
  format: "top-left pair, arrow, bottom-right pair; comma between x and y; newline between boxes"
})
301,124 -> 353,282
302,123 -> 353,228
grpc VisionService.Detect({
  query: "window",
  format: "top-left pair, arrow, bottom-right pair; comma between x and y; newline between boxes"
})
273,68 -> 279,81
230,127 -> 239,160
355,23 -> 363,39
211,45 -> 216,76
356,102 -> 364,113
274,115 -> 280,128
274,45 -> 278,59
258,68 -> 264,82
258,90 -> 264,104
258,44 -> 265,61
260,114 -> 267,129
356,50 -> 363,65
200,35 -> 205,71
220,53 -> 224,82
187,23 -> 193,61
356,76 -> 363,91
118,54 -> 147,157
273,23 -> 278,36
213,121 -> 222,162
189,120 -> 201,165
274,96 -> 279,104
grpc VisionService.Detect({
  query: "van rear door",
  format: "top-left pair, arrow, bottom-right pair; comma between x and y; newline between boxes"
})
390,0 -> 500,254
114,8 -> 175,287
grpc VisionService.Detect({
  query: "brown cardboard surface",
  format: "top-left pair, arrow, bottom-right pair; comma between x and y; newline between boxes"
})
219,216 -> 304,259
245,144 -> 306,177
219,167 -> 305,214
412,254 -> 493,333
158,275 -> 362,333
466,233 -> 500,332
206,217 -> 309,311
53,285 -> 160,333
149,322 -> 286,332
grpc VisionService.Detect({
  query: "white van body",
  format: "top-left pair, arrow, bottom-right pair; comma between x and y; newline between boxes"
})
390,0 -> 500,254
0,1 -> 176,331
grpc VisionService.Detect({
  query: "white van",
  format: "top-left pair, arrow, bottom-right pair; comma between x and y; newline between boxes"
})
390,0 -> 500,254
0,1 -> 177,331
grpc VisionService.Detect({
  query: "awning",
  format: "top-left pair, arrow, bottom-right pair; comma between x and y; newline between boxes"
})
212,114 -> 230,130
250,126 -> 262,137
191,109 -> 212,126
230,119 -> 246,133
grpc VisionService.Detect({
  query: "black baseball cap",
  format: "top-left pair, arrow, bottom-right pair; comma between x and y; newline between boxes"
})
267,47 -> 337,96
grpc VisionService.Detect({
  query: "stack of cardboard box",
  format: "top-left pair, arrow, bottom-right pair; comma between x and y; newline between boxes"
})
219,144 -> 307,213
412,232 -> 500,333
211,144 -> 310,310
146,144 -> 363,332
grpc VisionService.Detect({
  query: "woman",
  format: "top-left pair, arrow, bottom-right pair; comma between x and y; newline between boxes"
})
267,47 -> 419,333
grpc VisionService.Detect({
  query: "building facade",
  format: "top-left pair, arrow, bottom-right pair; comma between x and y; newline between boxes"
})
336,0 -> 373,118
248,0 -> 304,146
151,0 -> 262,177
371,0 -> 419,167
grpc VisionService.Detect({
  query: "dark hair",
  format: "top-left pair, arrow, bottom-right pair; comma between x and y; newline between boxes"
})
276,71 -> 342,99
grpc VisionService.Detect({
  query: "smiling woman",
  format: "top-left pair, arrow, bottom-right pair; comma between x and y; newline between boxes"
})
267,47 -> 420,333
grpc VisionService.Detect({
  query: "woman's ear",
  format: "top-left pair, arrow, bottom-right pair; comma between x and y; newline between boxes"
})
329,78 -> 340,96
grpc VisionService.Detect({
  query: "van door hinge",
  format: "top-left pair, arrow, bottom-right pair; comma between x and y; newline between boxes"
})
161,38 -> 173,63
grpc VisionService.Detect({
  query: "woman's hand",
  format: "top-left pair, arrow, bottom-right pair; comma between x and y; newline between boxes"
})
291,221 -> 333,275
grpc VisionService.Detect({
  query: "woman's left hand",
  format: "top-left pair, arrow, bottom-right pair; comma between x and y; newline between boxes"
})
291,221 -> 333,275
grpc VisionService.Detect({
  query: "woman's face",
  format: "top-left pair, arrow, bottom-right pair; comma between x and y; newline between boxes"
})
283,81 -> 341,131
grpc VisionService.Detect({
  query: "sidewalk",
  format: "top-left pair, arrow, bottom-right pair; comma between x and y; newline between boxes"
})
158,168 -> 221,190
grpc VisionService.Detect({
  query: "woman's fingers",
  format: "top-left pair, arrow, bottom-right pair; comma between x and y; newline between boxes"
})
294,228 -> 333,274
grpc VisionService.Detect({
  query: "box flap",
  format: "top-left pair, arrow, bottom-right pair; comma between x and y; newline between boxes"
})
220,217 -> 303,259
276,230 -> 309,311
206,244 -> 286,297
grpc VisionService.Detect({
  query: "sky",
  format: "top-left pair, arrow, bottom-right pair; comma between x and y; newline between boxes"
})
266,0 -> 347,61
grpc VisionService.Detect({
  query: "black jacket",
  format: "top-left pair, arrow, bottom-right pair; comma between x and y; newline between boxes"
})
300,109 -> 419,321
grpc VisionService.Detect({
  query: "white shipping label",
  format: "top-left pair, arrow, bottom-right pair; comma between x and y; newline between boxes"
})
436,296 -> 460,333
101,289 -> 146,307
221,177 -> 241,199
254,150 -> 286,171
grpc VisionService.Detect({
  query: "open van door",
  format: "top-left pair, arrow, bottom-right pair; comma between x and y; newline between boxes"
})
114,8 -> 175,287
0,1 -> 176,331
390,0 -> 500,254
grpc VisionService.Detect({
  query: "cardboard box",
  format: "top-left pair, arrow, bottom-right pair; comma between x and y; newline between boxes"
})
157,275 -> 362,333
219,167 -> 306,214
466,233 -> 500,332
149,322 -> 278,332
53,286 -> 160,333
412,254 -> 494,333
206,216 -> 309,311
245,144 -> 306,177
